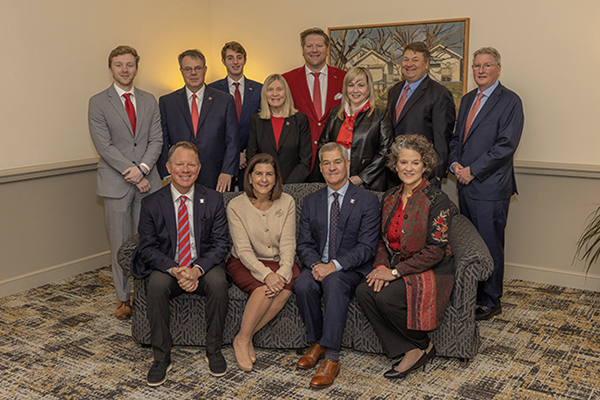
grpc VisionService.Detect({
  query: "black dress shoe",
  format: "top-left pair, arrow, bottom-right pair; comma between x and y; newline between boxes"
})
476,300 -> 502,321
147,360 -> 172,387
384,350 -> 428,379
205,352 -> 227,377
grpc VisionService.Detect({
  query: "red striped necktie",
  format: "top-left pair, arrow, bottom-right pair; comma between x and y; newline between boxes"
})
177,196 -> 192,269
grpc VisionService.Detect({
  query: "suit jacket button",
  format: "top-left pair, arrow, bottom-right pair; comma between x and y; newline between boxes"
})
134,143 -> 137,146
401,229 -> 406,234
267,244 -> 271,248
399,257 -> 405,261
264,228 -> 269,233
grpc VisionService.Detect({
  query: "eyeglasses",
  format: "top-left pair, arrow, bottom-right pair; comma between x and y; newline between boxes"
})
472,63 -> 497,70
181,66 -> 205,74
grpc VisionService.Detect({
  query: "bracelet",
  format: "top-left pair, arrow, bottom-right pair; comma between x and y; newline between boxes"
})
136,165 -> 146,177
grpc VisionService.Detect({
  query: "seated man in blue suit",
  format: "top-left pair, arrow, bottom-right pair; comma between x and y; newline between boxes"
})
158,49 -> 240,192
449,47 -> 524,321
208,41 -> 262,190
132,142 -> 230,386
293,142 -> 380,389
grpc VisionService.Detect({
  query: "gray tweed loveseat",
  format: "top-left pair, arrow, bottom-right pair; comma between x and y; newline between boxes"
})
119,182 -> 493,360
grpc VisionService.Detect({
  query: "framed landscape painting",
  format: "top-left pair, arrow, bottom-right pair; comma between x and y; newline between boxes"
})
328,18 -> 470,109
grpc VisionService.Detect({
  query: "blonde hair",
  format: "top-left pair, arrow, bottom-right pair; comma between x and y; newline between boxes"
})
337,67 -> 375,120
259,74 -> 297,119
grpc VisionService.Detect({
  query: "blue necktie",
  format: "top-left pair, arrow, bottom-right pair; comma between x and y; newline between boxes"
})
328,192 -> 340,261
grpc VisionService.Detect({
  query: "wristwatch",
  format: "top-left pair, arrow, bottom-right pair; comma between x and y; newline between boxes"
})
391,269 -> 399,279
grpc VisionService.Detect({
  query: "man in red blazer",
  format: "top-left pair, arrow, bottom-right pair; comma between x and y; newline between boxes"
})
283,28 -> 346,172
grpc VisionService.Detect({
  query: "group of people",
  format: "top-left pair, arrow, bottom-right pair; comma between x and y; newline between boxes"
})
88,25 -> 524,389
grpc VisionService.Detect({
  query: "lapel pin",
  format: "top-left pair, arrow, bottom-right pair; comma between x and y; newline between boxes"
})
249,87 -> 253,91
286,121 -> 290,125
208,97 -> 212,101
350,199 -> 355,204
199,198 -> 205,203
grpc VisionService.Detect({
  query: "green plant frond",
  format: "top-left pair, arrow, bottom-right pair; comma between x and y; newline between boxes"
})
574,205 -> 600,274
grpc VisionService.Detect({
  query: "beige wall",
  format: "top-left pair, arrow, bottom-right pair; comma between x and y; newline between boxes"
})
0,169 -> 110,297
0,0 -> 212,171
1,0 -> 599,296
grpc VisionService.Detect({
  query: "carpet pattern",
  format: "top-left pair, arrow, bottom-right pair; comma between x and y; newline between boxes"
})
0,267 -> 599,399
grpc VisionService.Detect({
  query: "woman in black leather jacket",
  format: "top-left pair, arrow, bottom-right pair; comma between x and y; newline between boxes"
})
315,66 -> 394,191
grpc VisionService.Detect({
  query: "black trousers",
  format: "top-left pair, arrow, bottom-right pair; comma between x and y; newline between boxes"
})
355,278 -> 429,359
146,267 -> 228,362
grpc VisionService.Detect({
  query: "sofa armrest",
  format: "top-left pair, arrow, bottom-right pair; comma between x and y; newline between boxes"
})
449,214 -> 494,284
117,234 -> 140,274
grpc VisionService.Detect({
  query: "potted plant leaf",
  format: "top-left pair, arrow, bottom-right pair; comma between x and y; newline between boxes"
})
575,206 -> 600,274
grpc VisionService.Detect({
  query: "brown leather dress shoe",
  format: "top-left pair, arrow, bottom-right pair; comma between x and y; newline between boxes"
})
297,343 -> 326,369
115,300 -> 131,319
310,359 -> 340,389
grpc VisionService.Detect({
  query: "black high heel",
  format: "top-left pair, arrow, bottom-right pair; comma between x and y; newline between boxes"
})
384,350 -> 428,379
426,345 -> 437,361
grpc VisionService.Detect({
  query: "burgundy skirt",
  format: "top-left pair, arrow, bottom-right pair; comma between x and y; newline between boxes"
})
226,256 -> 300,294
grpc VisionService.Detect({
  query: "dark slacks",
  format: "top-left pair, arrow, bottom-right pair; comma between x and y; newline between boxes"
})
459,191 -> 511,308
293,268 -> 363,351
355,278 -> 429,359
146,267 -> 228,362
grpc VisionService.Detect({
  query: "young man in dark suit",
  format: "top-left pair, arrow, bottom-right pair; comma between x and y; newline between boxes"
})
158,50 -> 240,192
387,42 -> 456,187
449,47 -> 524,320
293,143 -> 380,389
208,41 -> 262,190
132,142 -> 230,386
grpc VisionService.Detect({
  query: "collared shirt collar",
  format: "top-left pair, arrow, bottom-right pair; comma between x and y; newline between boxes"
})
185,84 -> 205,101
305,64 -> 328,78
327,179 -> 350,199
227,75 -> 245,88
405,73 -> 427,93
113,83 -> 135,97
477,79 -> 500,98
170,184 -> 195,204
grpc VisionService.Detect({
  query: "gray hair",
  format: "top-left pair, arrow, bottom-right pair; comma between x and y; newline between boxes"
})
319,142 -> 348,163
473,47 -> 501,65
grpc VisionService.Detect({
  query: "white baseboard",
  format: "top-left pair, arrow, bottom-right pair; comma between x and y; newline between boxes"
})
505,262 -> 600,292
0,252 -> 111,298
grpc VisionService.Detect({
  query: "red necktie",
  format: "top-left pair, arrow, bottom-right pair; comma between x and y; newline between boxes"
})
191,94 -> 199,138
123,93 -> 136,136
233,82 -> 242,121
177,196 -> 192,269
311,72 -> 322,120
464,93 -> 484,143
395,84 -> 410,123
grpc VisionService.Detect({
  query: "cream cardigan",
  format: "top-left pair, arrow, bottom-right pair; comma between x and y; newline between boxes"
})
226,192 -> 296,283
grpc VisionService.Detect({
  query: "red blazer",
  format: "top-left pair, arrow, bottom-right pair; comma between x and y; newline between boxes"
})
283,66 -> 346,169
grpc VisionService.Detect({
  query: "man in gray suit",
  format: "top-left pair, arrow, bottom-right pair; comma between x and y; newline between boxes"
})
88,45 -> 163,319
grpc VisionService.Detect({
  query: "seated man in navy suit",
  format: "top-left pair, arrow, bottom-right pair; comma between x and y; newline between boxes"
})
293,142 -> 380,389
132,142 -> 230,386
208,41 -> 262,190
158,49 -> 240,192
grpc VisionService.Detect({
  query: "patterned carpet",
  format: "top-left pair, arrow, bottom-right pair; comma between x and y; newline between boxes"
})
0,267 -> 599,399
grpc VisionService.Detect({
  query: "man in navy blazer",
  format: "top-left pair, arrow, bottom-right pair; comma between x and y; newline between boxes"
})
208,41 -> 262,190
158,49 -> 240,192
132,142 -> 230,386
449,47 -> 524,320
293,143 -> 380,389
387,42 -> 456,187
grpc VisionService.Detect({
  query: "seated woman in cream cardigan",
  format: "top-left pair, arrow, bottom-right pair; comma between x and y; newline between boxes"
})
226,153 -> 299,372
